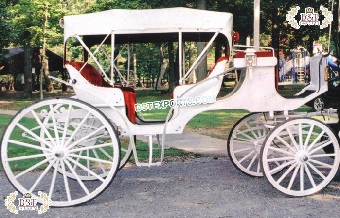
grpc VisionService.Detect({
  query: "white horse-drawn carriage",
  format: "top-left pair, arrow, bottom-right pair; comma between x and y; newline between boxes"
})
1,8 -> 339,207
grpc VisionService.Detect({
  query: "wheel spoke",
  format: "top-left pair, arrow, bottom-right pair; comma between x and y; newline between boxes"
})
16,123 -> 54,149
268,146 -> 295,157
306,130 -> 325,152
64,112 -> 91,147
7,153 -> 50,162
15,157 -> 54,179
97,147 -> 114,160
276,162 -> 298,184
235,129 -> 255,141
287,163 -> 300,190
304,164 -> 316,188
60,161 -> 72,202
69,142 -> 113,153
233,137 -> 255,143
238,150 -> 256,164
274,135 -> 297,153
29,158 -> 57,193
269,159 -> 296,174
306,162 -> 326,179
300,164 -> 304,191
31,110 -> 57,148
48,159 -> 60,199
64,159 -> 90,195
309,140 -> 333,155
309,158 -> 334,169
8,139 -> 51,152
298,123 -> 303,150
267,156 -> 295,162
67,157 -> 105,182
232,146 -> 253,154
310,153 -> 336,158
91,149 -> 107,174
303,124 -> 314,150
245,123 -> 258,138
60,104 -> 73,146
285,127 -> 299,151
68,154 -> 113,165
49,104 -> 61,147
256,159 -> 261,173
246,153 -> 258,170
67,126 -> 106,150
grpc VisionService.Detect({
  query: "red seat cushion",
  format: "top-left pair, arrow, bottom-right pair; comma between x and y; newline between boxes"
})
119,87 -> 137,124
234,51 -> 274,58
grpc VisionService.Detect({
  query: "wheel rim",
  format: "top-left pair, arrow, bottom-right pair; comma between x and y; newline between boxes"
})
116,132 -> 133,170
261,118 -> 340,196
228,113 -> 269,177
1,98 -> 120,207
313,98 -> 324,111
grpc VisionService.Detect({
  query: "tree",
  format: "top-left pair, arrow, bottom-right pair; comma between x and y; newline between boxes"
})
6,0 -> 66,94
196,0 -> 208,82
0,1 -> 12,50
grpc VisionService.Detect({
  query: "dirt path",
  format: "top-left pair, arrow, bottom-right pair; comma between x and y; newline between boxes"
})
1,157 -> 340,217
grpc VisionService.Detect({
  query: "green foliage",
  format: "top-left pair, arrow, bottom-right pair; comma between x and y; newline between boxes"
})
0,2 -> 12,49
262,0 -> 332,54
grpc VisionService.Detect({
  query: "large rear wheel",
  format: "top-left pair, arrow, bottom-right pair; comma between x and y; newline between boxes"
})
227,113 -> 270,177
1,98 -> 120,207
261,118 -> 340,196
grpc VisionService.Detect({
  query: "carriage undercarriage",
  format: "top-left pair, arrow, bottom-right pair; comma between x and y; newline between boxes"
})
1,7 -> 339,207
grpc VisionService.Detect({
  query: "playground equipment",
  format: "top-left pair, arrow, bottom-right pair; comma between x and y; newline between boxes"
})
1,8 -> 339,207
280,48 -> 310,84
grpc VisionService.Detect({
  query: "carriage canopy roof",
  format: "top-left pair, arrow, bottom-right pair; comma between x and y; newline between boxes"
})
62,7 -> 233,45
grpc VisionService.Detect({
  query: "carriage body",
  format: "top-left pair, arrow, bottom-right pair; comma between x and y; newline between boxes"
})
1,8 -> 339,208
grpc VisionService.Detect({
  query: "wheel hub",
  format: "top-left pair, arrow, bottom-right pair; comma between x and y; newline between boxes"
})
297,151 -> 309,163
300,155 -> 308,162
253,137 -> 265,153
54,150 -> 65,158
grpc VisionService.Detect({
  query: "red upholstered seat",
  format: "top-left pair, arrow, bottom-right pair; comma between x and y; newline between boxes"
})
67,62 -> 104,86
119,87 -> 137,124
234,50 -> 274,58
67,62 -> 137,123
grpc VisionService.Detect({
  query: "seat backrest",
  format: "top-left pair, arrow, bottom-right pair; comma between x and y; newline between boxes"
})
206,56 -> 228,78
67,62 -> 104,87
67,61 -> 137,124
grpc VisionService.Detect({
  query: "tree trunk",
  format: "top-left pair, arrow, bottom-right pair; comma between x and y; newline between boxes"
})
133,46 -> 140,86
23,44 -> 32,98
196,0 -> 207,82
41,3 -> 54,94
42,60 -> 54,92
188,42 -> 197,84
168,42 -> 176,92
156,46 -> 168,90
